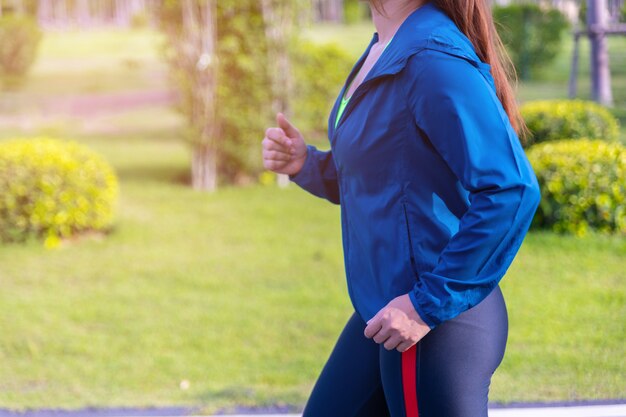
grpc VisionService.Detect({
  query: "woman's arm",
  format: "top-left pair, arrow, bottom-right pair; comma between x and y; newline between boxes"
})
401,49 -> 541,329
289,144 -> 341,205
263,112 -> 341,205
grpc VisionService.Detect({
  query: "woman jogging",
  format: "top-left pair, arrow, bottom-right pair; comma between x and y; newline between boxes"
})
261,0 -> 541,416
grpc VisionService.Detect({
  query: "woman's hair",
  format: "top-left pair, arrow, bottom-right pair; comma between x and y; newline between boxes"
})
370,0 -> 530,142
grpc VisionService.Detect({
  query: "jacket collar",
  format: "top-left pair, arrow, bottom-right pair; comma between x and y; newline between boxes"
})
329,1 -> 492,138
360,0 -> 485,82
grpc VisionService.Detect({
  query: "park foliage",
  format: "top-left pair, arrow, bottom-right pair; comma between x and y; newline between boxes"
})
0,14 -> 42,89
521,99 -> 621,147
492,3 -> 569,80
291,40 -> 354,136
522,99 -> 623,236
527,138 -> 626,236
157,0 -> 352,185
0,138 -> 119,247
158,0 -> 272,185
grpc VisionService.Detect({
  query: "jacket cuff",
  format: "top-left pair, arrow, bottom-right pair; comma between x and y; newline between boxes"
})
408,289 -> 438,330
288,144 -> 316,185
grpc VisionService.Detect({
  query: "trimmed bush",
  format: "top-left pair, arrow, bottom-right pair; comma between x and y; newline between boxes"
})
0,138 -> 119,247
521,99 -> 620,147
527,138 -> 626,236
0,14 -> 43,89
492,3 -> 569,80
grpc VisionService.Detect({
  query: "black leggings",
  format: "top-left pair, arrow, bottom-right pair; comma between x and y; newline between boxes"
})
302,285 -> 508,417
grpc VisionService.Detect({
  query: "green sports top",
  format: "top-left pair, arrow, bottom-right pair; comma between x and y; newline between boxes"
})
334,34 -> 395,129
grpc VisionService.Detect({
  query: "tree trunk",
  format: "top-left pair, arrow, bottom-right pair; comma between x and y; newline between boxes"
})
587,0 -> 613,106
182,0 -> 219,191
115,0 -> 129,26
55,0 -> 68,28
568,32 -> 581,98
322,0 -> 343,22
192,143 -> 217,190
37,0 -> 50,26
75,0 -> 90,27
12,0 -> 24,14
261,0 -> 297,188
312,0 -> 343,22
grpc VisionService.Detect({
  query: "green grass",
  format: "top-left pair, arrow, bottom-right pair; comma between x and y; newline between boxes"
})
0,138 -> 350,412
1,125 -> 624,411
0,23 -> 625,412
494,232 -> 625,402
13,28 -> 169,97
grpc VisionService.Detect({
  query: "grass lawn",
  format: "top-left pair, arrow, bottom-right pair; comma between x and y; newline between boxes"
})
0,23 -> 625,412
25,28 -> 169,95
0,128 -> 624,411
0,135 -> 624,411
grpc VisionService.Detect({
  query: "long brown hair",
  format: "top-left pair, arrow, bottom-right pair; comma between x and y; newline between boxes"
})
370,0 -> 530,143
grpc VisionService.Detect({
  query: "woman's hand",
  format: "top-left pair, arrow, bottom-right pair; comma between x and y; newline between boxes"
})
262,112 -> 308,176
364,294 -> 431,352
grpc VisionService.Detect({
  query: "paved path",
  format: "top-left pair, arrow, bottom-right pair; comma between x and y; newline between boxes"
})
202,404 -> 626,417
488,403 -> 626,416
38,90 -> 178,117
0,89 -> 179,130
1,402 -> 625,417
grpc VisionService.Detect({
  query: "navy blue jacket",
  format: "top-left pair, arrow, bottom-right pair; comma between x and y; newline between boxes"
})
288,1 -> 541,329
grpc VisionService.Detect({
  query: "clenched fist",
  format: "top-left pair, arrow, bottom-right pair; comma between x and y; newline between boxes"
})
364,294 -> 431,352
262,112 -> 308,176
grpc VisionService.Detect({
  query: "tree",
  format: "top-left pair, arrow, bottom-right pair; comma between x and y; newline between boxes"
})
493,3 -> 569,81
159,0 -> 219,190
0,13 -> 43,90
182,0 -> 218,190
159,0 -> 272,190
74,0 -> 91,27
260,0 -> 306,187
312,0 -> 343,22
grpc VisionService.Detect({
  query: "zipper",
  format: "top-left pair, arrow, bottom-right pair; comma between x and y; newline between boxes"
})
331,34 -> 402,138
402,200 -> 420,281
332,73 -> 394,139
341,198 -> 359,314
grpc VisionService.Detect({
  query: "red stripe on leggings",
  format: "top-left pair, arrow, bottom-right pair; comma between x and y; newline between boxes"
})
401,344 -> 419,417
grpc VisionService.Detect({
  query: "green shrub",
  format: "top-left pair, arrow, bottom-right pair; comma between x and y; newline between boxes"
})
0,138 -> 119,247
492,3 -> 569,80
527,138 -> 626,236
0,14 -> 43,90
521,99 -> 621,147
291,40 -> 354,138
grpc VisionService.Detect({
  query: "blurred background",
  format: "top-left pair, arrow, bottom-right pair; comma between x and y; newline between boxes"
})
0,0 -> 624,414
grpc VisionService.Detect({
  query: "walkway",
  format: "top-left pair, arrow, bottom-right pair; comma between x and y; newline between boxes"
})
2,402 -> 626,417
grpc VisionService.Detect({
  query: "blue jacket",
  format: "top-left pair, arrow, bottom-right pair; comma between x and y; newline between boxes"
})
288,0 -> 541,329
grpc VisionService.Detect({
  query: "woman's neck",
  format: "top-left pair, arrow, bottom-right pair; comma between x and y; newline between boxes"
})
370,0 -> 427,44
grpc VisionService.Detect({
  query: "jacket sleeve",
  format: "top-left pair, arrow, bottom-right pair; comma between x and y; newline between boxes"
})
402,49 -> 541,329
288,143 -> 341,205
